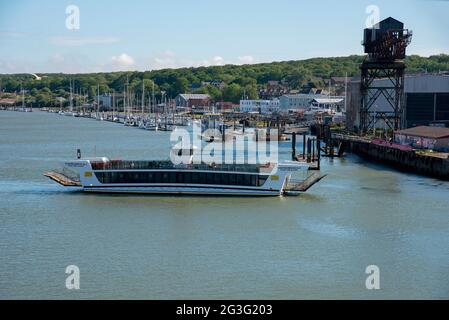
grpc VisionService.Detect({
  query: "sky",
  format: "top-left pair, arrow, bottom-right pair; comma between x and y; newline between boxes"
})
0,0 -> 448,74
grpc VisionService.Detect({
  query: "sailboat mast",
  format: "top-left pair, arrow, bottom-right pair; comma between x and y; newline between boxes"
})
152,82 -> 155,115
21,83 -> 25,109
123,87 -> 126,118
344,72 -> 348,111
97,84 -> 100,117
112,91 -> 115,118
142,81 -> 145,115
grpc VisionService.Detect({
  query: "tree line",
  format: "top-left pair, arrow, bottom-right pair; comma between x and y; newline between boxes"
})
0,54 -> 448,108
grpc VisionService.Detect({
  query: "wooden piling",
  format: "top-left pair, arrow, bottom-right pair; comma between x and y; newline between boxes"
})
292,132 -> 296,161
303,134 -> 306,159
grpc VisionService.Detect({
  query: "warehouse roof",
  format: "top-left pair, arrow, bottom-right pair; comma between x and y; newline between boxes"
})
395,126 -> 449,139
312,98 -> 344,104
178,94 -> 210,100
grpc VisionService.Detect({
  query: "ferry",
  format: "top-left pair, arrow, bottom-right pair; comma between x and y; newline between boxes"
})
44,149 -> 324,196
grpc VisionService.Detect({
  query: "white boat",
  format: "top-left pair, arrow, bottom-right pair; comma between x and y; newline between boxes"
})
145,121 -> 159,131
44,150 -> 321,197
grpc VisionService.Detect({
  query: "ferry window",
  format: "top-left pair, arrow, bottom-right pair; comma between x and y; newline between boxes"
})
176,172 -> 184,183
140,172 -> 149,183
169,172 -> 176,183
199,173 -> 206,184
148,172 -> 154,183
243,175 -> 251,186
95,172 -> 103,183
251,175 -> 257,186
162,172 -> 169,183
235,174 -> 244,186
192,172 -> 199,184
229,174 -> 236,185
213,173 -> 221,185
154,172 -> 162,184
184,172 -> 192,184
258,176 -> 268,186
220,173 -> 229,185
206,173 -> 214,184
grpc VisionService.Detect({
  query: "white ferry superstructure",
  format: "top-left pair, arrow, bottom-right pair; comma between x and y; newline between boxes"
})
45,157 -> 320,196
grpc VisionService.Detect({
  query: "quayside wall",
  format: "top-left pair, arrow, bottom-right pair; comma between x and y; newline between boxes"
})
332,134 -> 449,180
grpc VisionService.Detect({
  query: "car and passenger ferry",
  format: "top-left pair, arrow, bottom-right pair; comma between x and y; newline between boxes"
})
44,148 -> 324,197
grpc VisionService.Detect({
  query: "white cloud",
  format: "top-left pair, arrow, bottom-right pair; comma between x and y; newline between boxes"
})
211,56 -> 225,66
237,55 -> 256,64
50,36 -> 120,46
145,52 -> 257,70
111,53 -> 135,67
50,53 -> 65,63
0,31 -> 27,38
0,51 -> 259,74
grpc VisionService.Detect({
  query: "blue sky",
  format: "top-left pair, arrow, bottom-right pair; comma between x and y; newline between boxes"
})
0,0 -> 448,73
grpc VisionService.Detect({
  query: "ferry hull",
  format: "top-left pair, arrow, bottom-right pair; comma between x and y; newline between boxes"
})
83,186 -> 281,196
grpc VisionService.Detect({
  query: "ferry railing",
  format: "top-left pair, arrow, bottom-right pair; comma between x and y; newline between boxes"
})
91,160 -> 273,174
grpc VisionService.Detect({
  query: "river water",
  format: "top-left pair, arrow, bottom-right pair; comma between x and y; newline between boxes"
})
0,111 -> 448,299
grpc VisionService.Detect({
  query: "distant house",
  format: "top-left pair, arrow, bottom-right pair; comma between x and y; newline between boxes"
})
215,101 -> 237,112
331,76 -> 352,86
239,99 -> 280,114
98,93 -> 112,109
310,98 -> 345,110
0,98 -> 17,106
394,126 -> 449,152
279,94 -> 334,110
175,94 -> 211,109
259,80 -> 290,99
201,81 -> 225,89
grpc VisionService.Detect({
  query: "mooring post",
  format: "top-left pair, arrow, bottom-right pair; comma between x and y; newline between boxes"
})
307,138 -> 312,163
317,138 -> 321,170
303,134 -> 306,160
329,138 -> 334,158
312,138 -> 315,162
292,132 -> 297,161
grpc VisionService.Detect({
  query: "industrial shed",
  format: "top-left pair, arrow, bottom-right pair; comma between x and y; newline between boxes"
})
347,74 -> 449,130
394,126 -> 449,152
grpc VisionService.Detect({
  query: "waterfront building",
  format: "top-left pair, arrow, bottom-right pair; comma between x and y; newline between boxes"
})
215,101 -> 238,113
394,126 -> 449,152
310,98 -> 345,111
346,74 -> 449,130
175,94 -> 211,110
97,93 -> 113,109
239,99 -> 280,114
0,98 -> 17,107
279,94 -> 344,112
